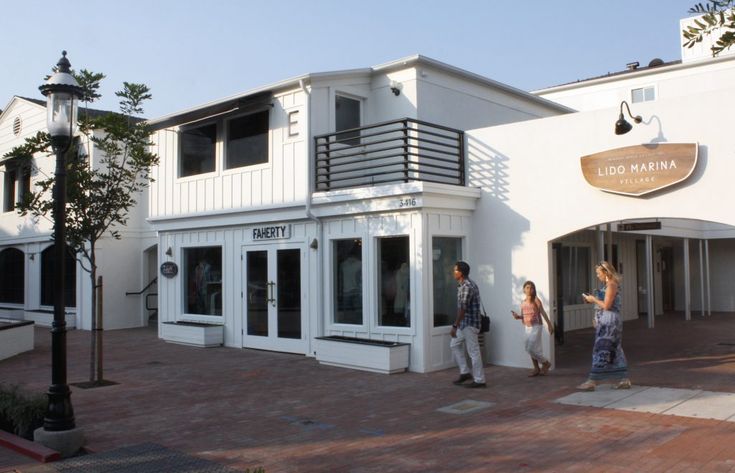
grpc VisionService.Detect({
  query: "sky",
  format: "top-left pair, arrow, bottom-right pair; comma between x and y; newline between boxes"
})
1,0 -> 702,119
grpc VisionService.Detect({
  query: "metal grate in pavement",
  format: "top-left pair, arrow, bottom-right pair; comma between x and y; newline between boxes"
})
437,399 -> 494,415
40,443 -> 240,472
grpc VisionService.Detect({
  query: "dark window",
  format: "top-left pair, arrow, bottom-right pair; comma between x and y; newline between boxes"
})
180,123 -> 217,177
0,248 -> 24,304
433,237 -> 462,327
40,245 -> 76,307
184,246 -> 222,316
333,239 -> 362,325
378,236 -> 410,327
18,167 -> 31,206
226,111 -> 269,169
335,95 -> 361,145
3,168 -> 17,212
561,246 -> 591,306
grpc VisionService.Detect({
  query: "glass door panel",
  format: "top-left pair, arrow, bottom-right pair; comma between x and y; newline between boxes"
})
246,251 -> 268,336
277,249 -> 301,339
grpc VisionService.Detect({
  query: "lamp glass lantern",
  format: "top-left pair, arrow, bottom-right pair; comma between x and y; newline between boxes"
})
39,51 -> 82,148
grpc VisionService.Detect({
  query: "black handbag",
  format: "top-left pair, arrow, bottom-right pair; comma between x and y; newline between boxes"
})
480,304 -> 490,333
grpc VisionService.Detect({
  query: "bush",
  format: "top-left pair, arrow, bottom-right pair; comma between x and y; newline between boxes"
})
0,384 -> 46,440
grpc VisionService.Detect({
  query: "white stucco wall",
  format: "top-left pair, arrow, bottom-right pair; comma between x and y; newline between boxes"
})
467,86 -> 735,368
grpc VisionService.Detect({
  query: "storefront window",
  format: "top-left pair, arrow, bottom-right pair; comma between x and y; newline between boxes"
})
0,248 -> 24,304
433,237 -> 462,327
562,246 -> 591,306
184,246 -> 222,316
40,245 -> 76,307
333,239 -> 362,325
378,236 -> 410,327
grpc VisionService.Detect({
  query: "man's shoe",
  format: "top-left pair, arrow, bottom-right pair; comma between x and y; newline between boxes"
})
465,381 -> 487,388
452,373 -> 472,385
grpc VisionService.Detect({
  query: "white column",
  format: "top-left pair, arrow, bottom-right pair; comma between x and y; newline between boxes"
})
699,240 -> 705,318
684,238 -> 691,321
705,240 -> 711,316
646,235 -> 655,329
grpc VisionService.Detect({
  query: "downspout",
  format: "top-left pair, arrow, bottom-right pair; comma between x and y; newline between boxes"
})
301,78 -> 325,352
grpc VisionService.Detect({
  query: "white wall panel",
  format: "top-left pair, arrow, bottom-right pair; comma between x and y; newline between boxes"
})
150,89 -> 307,220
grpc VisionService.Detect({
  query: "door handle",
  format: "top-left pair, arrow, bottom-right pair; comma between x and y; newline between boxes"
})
267,281 -> 276,307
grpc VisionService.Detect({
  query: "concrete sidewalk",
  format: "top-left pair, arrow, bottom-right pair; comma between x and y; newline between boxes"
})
1,314 -> 735,472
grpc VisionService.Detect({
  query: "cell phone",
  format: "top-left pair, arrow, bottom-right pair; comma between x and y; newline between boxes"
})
582,293 -> 589,298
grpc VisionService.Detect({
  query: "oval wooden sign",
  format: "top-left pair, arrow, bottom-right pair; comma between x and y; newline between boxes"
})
580,143 -> 698,196
160,262 -> 178,278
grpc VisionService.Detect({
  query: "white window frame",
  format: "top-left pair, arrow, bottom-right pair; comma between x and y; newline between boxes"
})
177,121 -> 220,180
631,85 -> 656,104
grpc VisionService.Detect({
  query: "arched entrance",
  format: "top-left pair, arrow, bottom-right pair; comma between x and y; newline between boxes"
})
550,218 -> 735,391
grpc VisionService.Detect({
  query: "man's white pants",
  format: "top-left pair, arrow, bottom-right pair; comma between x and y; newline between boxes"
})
450,326 -> 485,383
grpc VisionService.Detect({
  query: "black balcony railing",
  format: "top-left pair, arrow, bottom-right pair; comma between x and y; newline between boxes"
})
314,118 -> 465,191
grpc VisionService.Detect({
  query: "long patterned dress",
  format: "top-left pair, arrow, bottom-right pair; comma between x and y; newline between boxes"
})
588,285 -> 628,381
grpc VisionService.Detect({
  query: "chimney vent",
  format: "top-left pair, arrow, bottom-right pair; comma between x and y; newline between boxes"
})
626,61 -> 640,71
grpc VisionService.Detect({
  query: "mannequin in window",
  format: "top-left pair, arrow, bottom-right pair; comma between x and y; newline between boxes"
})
339,244 -> 362,322
394,262 -> 410,323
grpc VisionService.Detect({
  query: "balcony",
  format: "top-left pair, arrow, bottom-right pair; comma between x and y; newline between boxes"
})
315,118 -> 465,192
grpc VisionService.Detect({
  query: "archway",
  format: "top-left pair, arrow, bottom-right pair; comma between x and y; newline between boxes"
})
550,218 -> 735,391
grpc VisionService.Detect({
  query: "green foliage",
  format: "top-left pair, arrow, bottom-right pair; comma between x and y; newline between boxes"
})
0,384 -> 46,440
683,1 -> 735,56
4,74 -> 159,273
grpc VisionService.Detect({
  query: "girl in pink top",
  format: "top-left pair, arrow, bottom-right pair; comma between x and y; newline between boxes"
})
511,281 -> 555,376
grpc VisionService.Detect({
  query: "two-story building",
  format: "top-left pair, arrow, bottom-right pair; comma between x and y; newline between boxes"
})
147,55 -> 569,373
0,96 -> 157,331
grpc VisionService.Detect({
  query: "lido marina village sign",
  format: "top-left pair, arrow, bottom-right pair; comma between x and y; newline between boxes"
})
580,143 -> 698,196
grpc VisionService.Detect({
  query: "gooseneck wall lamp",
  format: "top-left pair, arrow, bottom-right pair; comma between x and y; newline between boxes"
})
38,51 -> 83,433
615,100 -> 643,135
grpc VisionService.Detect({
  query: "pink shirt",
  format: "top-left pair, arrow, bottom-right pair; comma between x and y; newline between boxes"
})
521,300 -> 541,326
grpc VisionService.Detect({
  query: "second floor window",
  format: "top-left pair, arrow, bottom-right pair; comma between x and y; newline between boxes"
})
335,95 -> 361,146
631,86 -> 655,103
3,168 -> 17,212
179,123 -> 217,178
226,110 -> 269,169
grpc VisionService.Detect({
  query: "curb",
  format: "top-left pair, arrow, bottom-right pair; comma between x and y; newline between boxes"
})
0,431 -> 61,463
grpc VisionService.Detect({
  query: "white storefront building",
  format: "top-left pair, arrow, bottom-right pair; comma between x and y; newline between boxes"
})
149,19 -> 735,373
148,56 -> 568,372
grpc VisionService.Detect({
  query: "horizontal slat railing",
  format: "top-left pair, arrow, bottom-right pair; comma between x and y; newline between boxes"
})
314,118 -> 465,191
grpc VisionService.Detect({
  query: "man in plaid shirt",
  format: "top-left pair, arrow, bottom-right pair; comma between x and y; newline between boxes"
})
450,261 -> 486,388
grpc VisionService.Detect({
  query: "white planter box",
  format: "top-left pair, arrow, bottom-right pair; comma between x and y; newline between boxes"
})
24,310 -> 76,329
161,321 -> 224,347
0,320 -> 34,361
314,336 -> 410,374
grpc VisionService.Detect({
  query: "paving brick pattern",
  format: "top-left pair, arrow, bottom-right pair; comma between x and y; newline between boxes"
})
0,312 -> 734,472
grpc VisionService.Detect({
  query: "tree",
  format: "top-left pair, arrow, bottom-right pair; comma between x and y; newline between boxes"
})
683,1 -> 735,56
4,71 -> 158,385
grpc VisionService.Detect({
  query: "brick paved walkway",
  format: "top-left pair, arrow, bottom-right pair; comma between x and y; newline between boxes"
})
1,312 -> 735,472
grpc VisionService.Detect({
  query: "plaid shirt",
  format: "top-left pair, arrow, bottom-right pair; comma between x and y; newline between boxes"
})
457,277 -> 481,330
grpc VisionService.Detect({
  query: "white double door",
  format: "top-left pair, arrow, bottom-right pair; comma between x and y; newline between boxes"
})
241,244 -> 306,354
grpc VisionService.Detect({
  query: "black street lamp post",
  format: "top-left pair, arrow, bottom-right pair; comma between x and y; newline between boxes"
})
38,51 -> 83,433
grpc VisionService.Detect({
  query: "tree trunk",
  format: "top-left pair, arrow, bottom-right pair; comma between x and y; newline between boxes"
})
89,248 -> 97,383
96,275 -> 103,383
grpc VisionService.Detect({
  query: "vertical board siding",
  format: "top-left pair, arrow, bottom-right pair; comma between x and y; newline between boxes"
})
150,89 -> 306,219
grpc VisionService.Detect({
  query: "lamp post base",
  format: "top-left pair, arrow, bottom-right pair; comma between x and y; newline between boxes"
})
34,427 -> 85,458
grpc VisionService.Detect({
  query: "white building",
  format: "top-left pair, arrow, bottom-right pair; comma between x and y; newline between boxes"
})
148,55 -> 568,373
0,97 -> 157,331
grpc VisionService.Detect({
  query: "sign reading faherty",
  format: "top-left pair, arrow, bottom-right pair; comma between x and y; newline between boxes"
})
252,224 -> 291,241
580,143 -> 698,197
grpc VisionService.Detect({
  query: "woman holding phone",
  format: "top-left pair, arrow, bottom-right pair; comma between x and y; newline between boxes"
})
577,261 -> 631,391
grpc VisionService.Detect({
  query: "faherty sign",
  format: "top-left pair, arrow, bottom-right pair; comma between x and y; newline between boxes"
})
580,143 -> 698,196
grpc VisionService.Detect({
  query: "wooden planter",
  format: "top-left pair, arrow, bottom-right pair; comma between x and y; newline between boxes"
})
314,336 -> 410,374
0,320 -> 34,361
161,321 -> 224,347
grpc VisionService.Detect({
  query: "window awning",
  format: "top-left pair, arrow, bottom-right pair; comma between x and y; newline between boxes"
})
149,91 -> 273,131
